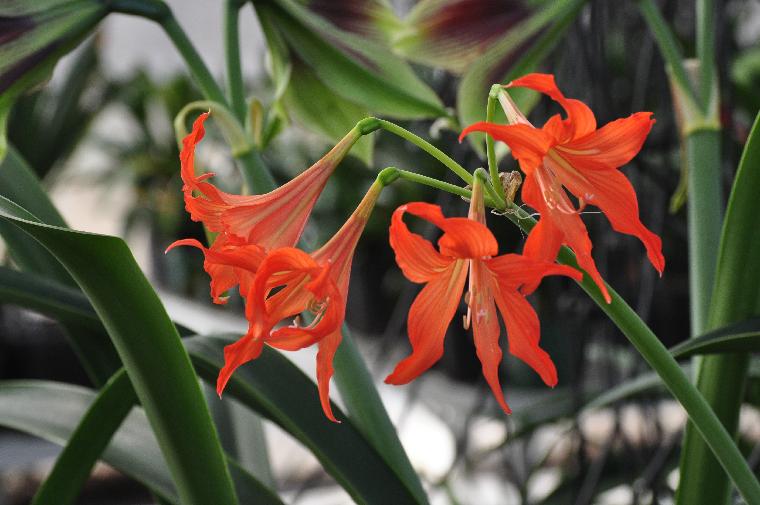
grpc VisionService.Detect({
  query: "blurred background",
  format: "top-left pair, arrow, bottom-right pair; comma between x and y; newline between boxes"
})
2,0 -> 760,504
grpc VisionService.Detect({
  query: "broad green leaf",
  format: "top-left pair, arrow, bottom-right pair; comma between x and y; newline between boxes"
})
394,0 -> 532,74
185,335 -> 425,505
283,61 -> 374,165
456,0 -> 585,149
0,380 -> 284,505
257,0 -> 445,119
0,0 -> 107,162
0,153 -> 122,384
670,318 -> 760,359
0,198 -> 238,505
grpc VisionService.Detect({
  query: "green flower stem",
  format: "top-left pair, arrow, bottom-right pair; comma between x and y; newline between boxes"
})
696,0 -> 715,110
496,203 -> 760,504
685,130 -> 723,336
373,118 -> 474,184
486,87 -> 507,204
159,15 -> 228,106
637,0 -> 699,107
235,148 -> 277,194
224,0 -> 247,122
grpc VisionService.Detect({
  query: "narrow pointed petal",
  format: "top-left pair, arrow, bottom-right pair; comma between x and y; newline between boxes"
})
486,253 -> 582,292
493,289 -> 557,386
459,122 -> 550,172
522,172 -> 611,302
316,330 -> 343,422
469,260 -> 511,414
555,112 -> 655,170
216,331 -> 265,396
389,202 -> 454,282
548,156 -> 665,274
506,73 -> 596,140
385,260 -> 468,384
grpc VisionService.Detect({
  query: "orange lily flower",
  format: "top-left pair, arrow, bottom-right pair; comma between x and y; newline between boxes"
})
168,111 -> 359,303
384,180 -> 582,413
460,73 -> 665,303
216,182 -> 383,422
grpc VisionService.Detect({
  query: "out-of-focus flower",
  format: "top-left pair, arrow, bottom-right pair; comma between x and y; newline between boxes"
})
167,112 -> 360,303
385,179 -> 581,413
460,73 -> 665,303
216,182 -> 383,422
0,0 -> 107,160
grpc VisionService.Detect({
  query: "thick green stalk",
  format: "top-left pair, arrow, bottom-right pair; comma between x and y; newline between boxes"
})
696,0 -> 715,110
235,148 -> 277,194
686,130 -> 723,335
676,115 -> 760,504
160,16 -> 228,106
637,0 -> 699,106
224,0 -> 248,121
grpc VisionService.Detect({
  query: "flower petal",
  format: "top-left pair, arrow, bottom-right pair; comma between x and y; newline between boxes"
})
507,73 -> 596,141
469,259 -> 511,414
522,171 -> 611,302
493,289 -> 557,387
385,259 -> 468,384
459,121 -> 550,172
485,253 -> 582,293
216,330 -> 265,396
437,217 -> 498,259
315,329 -> 343,422
555,112 -> 655,170
166,236 -> 265,304
546,154 -> 665,275
389,202 -> 454,283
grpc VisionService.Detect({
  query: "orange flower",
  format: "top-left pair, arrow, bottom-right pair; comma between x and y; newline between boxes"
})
384,180 -> 581,413
168,112 -> 359,303
216,182 -> 383,422
460,73 -> 664,303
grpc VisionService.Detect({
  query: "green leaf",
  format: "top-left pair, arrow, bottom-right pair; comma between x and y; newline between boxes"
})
677,112 -> 760,505
0,380 -> 284,505
185,334 -> 425,505
670,318 -> 760,359
0,198 -> 238,505
0,0 -> 107,162
30,370 -> 136,505
283,61 -> 374,165
257,0 -> 445,119
456,0 -> 585,149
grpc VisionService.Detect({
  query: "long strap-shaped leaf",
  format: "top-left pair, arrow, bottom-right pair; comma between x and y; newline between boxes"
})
186,335 -> 424,505
0,380 -> 284,505
0,146 -> 121,384
31,370 -> 136,505
0,197 -> 238,505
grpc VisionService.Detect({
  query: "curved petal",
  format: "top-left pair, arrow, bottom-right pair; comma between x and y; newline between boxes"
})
547,155 -> 665,275
555,112 -> 655,170
316,330 -> 343,423
493,288 -> 557,387
469,260 -> 511,414
385,260 -> 468,385
459,122 -> 550,172
506,73 -> 596,141
485,253 -> 582,293
522,171 -> 611,302
389,202 -> 453,283
437,217 -> 498,259
166,237 -> 265,304
216,330 -> 265,396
